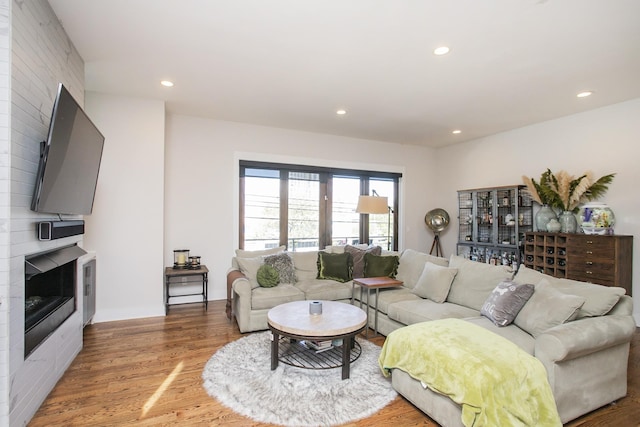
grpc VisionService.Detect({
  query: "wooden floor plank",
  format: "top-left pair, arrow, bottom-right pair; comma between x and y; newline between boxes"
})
28,300 -> 639,426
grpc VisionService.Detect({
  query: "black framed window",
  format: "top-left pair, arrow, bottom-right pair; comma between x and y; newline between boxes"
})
240,161 -> 401,251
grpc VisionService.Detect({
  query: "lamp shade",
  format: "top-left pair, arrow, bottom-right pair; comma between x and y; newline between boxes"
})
356,195 -> 389,214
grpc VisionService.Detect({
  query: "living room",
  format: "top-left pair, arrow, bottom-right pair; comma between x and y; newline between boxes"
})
1,0 -> 639,425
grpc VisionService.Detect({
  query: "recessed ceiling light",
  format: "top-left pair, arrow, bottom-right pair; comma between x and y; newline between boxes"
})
576,91 -> 593,98
433,46 -> 450,56
161,80 -> 174,87
336,109 -> 347,115
452,129 -> 462,134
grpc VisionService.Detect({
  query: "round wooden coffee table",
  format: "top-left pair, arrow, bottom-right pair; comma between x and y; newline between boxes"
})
267,300 -> 367,380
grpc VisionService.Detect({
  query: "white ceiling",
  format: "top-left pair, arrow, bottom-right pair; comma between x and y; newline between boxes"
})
48,0 -> 640,148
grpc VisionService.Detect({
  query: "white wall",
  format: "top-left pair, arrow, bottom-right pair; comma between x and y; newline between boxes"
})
434,98 -> 640,323
0,0 -> 10,420
164,115 -> 438,303
83,93 -> 166,322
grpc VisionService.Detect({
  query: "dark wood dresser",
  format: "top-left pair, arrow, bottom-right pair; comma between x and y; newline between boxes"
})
523,232 -> 633,296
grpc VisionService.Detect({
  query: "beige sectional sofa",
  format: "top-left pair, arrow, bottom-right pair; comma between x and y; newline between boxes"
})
227,246 -> 635,425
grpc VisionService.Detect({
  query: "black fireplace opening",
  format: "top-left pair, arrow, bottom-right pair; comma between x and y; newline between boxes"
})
24,245 -> 86,358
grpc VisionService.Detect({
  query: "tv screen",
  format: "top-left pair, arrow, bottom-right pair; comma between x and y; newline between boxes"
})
31,83 -> 105,215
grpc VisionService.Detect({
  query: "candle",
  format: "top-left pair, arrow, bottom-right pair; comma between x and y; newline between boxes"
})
177,254 -> 186,265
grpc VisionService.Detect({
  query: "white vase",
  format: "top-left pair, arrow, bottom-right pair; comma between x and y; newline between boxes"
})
579,203 -> 615,235
546,218 -> 561,233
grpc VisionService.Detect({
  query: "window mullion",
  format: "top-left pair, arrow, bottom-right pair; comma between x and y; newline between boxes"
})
239,174 -> 245,249
359,179 -> 370,244
280,170 -> 288,249
393,179 -> 399,251
320,173 -> 331,249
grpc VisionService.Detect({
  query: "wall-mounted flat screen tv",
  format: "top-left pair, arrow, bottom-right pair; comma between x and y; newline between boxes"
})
31,83 -> 105,215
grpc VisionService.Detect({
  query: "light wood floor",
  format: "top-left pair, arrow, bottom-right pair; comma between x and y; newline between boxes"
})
29,300 -> 639,426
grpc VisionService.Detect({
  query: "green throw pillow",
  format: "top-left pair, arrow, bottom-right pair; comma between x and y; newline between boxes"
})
363,253 -> 400,278
257,264 -> 280,287
317,252 -> 353,283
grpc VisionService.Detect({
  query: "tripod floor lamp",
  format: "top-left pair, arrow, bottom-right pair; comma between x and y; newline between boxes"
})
356,190 -> 391,250
425,208 -> 450,257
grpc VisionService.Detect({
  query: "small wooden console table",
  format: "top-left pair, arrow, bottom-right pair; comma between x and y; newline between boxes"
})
352,276 -> 403,337
164,265 -> 209,314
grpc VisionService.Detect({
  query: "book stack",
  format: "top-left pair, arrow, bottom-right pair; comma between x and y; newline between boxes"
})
305,339 -> 333,353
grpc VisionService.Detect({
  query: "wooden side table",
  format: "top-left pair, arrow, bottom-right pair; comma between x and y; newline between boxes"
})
352,277 -> 403,337
164,265 -> 209,314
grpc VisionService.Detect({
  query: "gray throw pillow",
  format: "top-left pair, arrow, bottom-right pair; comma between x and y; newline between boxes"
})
264,253 -> 297,284
481,281 -> 535,326
345,245 -> 382,279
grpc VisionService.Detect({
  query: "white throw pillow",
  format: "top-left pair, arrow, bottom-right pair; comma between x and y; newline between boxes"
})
514,279 -> 586,337
235,256 -> 264,289
411,262 -> 458,303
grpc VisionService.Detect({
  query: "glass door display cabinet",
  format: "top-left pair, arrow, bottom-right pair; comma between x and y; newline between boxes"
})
457,185 -> 533,267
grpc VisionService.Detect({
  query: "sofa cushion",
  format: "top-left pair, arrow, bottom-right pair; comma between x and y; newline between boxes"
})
364,253 -> 400,278
411,262 -> 458,303
514,279 -> 586,338
353,287 -> 420,314
251,284 -> 305,310
317,252 -> 353,283
295,279 -> 354,301
345,245 -> 382,278
257,264 -> 279,287
264,253 -> 296,284
395,249 -> 449,289
465,316 -> 535,355
513,265 -> 626,319
235,256 -> 263,289
387,299 -> 479,326
235,245 -> 285,258
480,281 -> 534,326
325,244 -> 368,254
446,255 -> 513,311
290,251 -> 321,281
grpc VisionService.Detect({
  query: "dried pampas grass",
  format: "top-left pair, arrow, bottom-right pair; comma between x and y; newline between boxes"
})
522,169 -> 615,212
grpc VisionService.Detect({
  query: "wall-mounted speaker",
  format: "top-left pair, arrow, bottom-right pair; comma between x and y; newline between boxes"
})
37,220 -> 85,241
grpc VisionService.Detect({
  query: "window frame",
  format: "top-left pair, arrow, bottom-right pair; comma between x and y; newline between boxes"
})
239,160 -> 401,251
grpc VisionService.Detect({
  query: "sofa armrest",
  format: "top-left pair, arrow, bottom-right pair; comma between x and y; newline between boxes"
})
535,315 -> 636,363
226,269 -> 249,319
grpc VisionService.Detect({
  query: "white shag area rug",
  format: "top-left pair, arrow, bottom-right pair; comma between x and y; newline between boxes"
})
202,331 -> 397,426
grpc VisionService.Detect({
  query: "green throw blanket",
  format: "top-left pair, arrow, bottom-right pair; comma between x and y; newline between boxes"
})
379,319 -> 561,427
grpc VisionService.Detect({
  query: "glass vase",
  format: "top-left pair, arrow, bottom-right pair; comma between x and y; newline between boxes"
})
535,205 -> 556,232
559,211 -> 578,233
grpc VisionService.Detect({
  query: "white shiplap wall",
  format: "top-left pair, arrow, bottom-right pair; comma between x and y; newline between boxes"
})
2,1 -> 85,425
0,0 -> 11,421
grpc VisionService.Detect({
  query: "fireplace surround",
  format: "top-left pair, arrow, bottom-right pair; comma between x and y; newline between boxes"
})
24,244 -> 87,358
